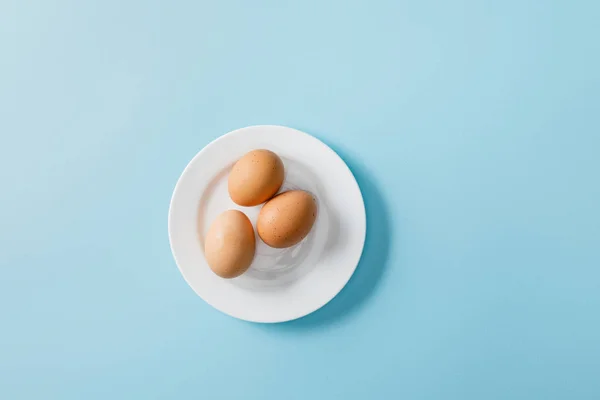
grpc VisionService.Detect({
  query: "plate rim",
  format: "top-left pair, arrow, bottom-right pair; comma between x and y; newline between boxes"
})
168,125 -> 367,323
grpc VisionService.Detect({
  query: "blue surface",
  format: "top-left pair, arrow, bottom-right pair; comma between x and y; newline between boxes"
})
1,0 -> 599,399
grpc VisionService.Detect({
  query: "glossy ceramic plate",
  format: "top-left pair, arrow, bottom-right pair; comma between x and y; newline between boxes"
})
168,125 -> 366,323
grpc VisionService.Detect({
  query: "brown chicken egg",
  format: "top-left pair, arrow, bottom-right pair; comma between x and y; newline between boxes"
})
204,210 -> 255,278
228,149 -> 284,207
257,190 -> 317,248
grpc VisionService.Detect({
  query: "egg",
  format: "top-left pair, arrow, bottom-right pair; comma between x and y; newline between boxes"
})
204,210 -> 255,278
257,190 -> 317,248
228,149 -> 284,206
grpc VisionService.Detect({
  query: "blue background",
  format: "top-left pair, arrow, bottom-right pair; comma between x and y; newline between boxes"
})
1,0 -> 599,399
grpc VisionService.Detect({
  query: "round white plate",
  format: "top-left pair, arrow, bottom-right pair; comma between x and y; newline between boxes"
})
168,125 -> 366,323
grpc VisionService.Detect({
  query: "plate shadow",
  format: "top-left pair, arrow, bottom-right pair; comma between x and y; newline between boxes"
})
258,143 -> 393,330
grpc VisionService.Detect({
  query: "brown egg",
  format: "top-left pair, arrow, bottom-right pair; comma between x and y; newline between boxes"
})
204,210 -> 255,278
228,149 -> 284,206
257,190 -> 317,248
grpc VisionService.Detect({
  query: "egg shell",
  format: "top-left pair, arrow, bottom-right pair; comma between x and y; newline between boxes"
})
204,210 -> 255,278
228,149 -> 284,207
257,190 -> 317,249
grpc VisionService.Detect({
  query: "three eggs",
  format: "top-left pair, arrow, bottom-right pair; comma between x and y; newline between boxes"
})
204,150 -> 317,279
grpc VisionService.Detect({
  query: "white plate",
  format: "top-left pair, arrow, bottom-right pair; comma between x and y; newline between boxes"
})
168,125 -> 366,323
